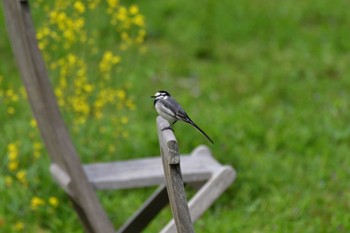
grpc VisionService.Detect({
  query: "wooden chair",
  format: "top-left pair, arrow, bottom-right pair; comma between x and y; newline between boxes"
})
3,0 -> 236,232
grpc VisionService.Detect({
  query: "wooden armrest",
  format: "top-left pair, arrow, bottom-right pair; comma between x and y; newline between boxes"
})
83,146 -> 222,190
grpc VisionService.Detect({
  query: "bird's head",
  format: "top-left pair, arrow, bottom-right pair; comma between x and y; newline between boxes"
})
151,90 -> 171,100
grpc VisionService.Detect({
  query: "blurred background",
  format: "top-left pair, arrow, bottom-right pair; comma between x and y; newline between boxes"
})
1,0 -> 350,232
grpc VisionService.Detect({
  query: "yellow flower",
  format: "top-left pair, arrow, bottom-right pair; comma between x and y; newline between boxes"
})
74,18 -> 85,30
49,196 -> 59,208
8,143 -> 18,160
116,89 -> 126,100
33,1 -> 145,147
55,87 -> 63,98
8,161 -> 19,171
5,89 -> 14,97
20,87 -> 27,99
56,12 -> 67,28
117,6 -> 127,21
112,55 -> 121,64
14,221 -> 25,231
38,41 -> 46,50
31,196 -> 45,210
126,99 -> 136,110
34,142 -> 42,150
107,0 -> 119,8
49,10 -> 58,21
34,151 -> 41,159
11,93 -> 19,102
74,1 -> 85,14
133,14 -> 145,27
99,51 -> 121,73
88,0 -> 100,9
30,118 -> 37,128
83,84 -> 94,93
16,170 -> 27,184
33,142 -> 42,159
63,30 -> 74,41
104,51 -> 113,60
67,53 -> 77,65
58,98 -> 65,107
129,5 -> 139,15
7,107 -> 15,115
121,116 -> 128,124
121,32 -> 130,42
138,28 -> 146,37
36,30 -> 44,40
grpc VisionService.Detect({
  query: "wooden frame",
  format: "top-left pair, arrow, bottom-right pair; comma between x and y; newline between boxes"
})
3,0 -> 236,232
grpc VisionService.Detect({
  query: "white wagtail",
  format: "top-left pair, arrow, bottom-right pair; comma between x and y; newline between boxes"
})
151,90 -> 214,144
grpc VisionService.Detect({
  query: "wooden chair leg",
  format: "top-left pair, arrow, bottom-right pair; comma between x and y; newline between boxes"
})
69,196 -> 96,233
117,185 -> 169,233
160,166 -> 236,233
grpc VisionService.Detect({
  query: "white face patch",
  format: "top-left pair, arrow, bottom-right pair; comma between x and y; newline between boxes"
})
154,93 -> 162,100
154,91 -> 168,100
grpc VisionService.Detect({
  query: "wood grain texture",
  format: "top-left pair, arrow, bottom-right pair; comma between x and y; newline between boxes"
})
157,116 -> 180,164
159,134 -> 236,233
50,163 -> 73,197
157,116 -> 194,233
83,150 -> 220,190
161,166 -> 236,233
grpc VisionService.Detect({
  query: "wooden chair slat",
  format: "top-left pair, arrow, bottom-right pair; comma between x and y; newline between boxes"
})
82,150 -> 220,190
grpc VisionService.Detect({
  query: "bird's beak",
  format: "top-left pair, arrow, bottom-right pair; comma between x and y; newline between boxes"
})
150,95 -> 156,98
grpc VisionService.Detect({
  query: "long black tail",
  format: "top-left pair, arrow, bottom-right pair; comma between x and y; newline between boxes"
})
186,119 -> 214,144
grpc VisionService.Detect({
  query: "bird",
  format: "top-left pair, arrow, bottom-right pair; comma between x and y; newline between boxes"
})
151,90 -> 214,144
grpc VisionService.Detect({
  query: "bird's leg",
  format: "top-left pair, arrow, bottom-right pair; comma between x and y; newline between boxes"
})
161,126 -> 173,131
161,121 -> 177,132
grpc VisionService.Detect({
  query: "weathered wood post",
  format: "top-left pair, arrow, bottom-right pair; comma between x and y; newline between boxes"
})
157,116 -> 195,233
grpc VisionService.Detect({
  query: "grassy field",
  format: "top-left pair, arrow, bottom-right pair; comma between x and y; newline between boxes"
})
1,0 -> 350,232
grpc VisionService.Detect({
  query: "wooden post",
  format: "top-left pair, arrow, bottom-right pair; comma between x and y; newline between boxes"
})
157,116 -> 194,233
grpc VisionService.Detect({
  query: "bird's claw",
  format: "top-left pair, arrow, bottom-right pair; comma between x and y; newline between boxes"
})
161,126 -> 174,132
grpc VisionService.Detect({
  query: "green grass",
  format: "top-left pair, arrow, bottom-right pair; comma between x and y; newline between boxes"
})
1,0 -> 350,232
